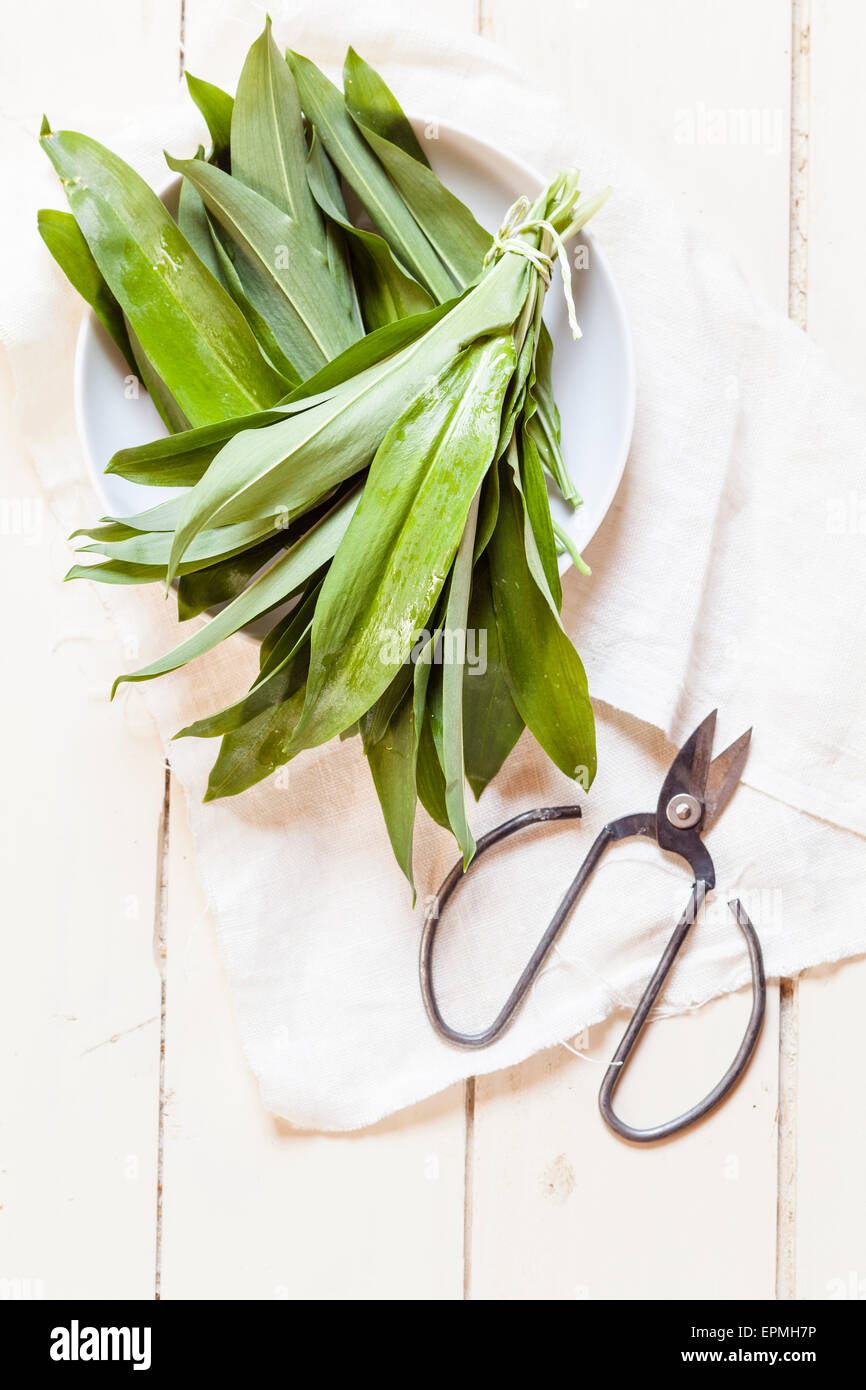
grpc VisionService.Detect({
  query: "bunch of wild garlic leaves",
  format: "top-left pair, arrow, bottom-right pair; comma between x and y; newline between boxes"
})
40,20 -> 606,889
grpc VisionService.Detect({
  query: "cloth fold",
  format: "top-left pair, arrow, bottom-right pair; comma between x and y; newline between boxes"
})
3,3 -> 864,1130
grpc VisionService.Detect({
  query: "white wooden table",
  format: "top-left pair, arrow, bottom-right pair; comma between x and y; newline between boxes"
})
3,0 -> 865,1301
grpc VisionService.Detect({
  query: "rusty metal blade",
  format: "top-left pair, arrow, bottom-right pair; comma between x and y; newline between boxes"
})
688,709 -> 717,801
703,728 -> 752,829
656,710 -> 718,823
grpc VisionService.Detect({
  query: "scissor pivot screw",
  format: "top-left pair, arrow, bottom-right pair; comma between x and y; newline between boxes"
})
666,793 -> 701,828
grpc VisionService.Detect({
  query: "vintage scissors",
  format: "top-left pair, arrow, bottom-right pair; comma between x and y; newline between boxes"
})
420,711 -> 766,1143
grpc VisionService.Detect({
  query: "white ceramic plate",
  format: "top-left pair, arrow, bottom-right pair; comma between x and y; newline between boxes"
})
75,119 -> 634,569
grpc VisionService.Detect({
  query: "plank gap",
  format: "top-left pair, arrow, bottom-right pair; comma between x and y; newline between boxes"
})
179,0 -> 187,82
166,1 -> 184,1303
475,0 -> 495,40
463,1078 -> 475,1300
789,0 -> 811,330
776,0 -> 811,1301
154,763 -> 171,1300
776,977 -> 799,1298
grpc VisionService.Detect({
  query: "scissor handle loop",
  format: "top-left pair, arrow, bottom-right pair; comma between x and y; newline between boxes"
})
420,806 -> 592,1048
598,888 -> 766,1143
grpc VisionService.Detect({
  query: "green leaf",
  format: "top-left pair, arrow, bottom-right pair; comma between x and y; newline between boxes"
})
37,208 -> 136,371
41,128 -> 285,424
501,433 -> 560,617
488,460 -> 596,784
203,685 -> 308,800
176,534 -> 288,621
178,584 -> 318,739
441,496 -> 479,866
106,410 -> 288,487
193,586 -> 327,798
192,645 -> 310,744
286,336 -> 516,753
177,149 -> 227,285
286,49 -> 455,302
527,322 -> 578,503
255,576 -> 323,681
416,703 -> 450,831
231,18 -> 324,245
86,494 -> 187,534
66,560 -> 165,585
166,250 -> 530,580
496,284 -> 539,454
410,632 -> 450,839
361,662 -> 414,748
462,553 -> 524,799
258,607 -> 296,671
305,135 -> 362,331
105,299 -> 457,489
366,688 -> 420,894
519,423 -> 562,609
343,49 -> 491,294
166,154 -> 359,379
185,72 -> 234,165
280,296 -> 456,400
342,47 -> 430,165
112,488 -> 358,694
473,459 -> 500,561
426,640 -> 445,763
306,132 -> 431,330
123,314 -> 190,434
205,218 -> 302,384
79,513 -> 276,569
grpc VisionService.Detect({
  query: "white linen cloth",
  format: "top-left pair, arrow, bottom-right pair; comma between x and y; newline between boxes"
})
3,3 -> 864,1130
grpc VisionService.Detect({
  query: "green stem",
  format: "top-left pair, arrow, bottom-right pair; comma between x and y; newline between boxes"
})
552,519 -> 591,575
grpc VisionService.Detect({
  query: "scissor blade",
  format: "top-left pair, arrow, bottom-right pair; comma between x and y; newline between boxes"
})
688,709 -> 717,800
702,728 -> 752,829
656,710 -> 717,820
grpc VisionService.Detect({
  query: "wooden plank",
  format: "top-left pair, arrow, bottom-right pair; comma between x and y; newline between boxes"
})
797,960 -> 866,1300
470,994 -> 780,1299
804,0 -> 866,386
468,0 -> 791,1299
793,0 -> 866,1302
0,371 -> 165,1299
0,0 -> 180,1302
158,780 -> 466,1300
